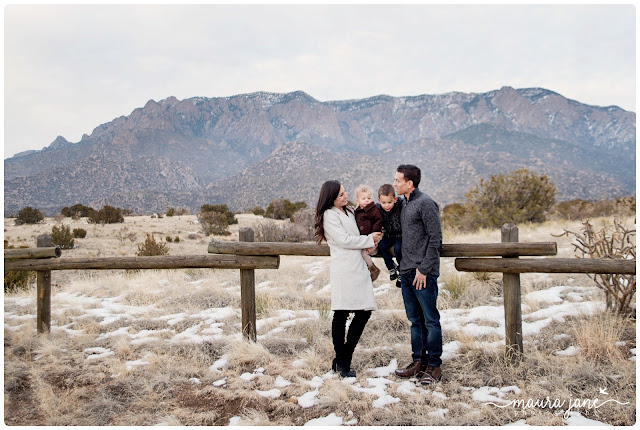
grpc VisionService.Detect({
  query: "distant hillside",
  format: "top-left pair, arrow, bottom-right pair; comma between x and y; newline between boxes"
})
4,87 -> 635,215
202,135 -> 629,212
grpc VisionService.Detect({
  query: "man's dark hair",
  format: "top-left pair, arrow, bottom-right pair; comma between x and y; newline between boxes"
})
397,164 -> 421,188
378,184 -> 396,197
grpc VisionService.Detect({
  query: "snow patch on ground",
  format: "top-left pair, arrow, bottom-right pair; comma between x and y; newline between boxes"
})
2,272 -> 625,426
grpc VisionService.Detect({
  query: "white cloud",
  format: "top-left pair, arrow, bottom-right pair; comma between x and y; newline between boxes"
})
3,4 -> 635,158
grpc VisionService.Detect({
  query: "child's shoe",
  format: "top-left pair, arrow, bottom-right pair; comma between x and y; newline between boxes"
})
395,279 -> 402,288
368,263 -> 381,282
389,266 -> 399,281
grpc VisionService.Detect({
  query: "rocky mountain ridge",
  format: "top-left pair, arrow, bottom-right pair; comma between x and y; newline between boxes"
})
4,87 -> 635,215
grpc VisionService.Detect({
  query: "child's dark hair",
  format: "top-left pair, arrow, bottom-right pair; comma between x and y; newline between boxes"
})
378,184 -> 396,197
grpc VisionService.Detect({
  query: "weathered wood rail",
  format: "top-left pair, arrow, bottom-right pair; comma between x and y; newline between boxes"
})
5,225 -> 635,365
4,234 -> 279,334
454,257 -> 636,274
208,240 -> 558,257
4,247 -> 61,260
5,254 -> 279,271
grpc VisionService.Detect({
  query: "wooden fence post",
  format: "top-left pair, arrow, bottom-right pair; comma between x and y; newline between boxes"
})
36,235 -> 52,334
502,223 -> 523,364
239,228 -> 257,342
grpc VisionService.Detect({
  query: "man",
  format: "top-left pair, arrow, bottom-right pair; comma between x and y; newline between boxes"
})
392,164 -> 443,385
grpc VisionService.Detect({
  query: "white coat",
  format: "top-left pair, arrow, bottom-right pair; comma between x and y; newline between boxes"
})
323,206 -> 377,311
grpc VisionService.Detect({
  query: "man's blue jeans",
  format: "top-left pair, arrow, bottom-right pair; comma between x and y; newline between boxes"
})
379,235 -> 402,270
400,269 -> 442,367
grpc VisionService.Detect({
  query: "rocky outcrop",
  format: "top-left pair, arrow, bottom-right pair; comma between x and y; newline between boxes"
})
4,87 -> 635,215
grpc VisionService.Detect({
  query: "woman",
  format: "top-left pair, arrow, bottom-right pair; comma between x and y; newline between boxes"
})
314,180 -> 383,377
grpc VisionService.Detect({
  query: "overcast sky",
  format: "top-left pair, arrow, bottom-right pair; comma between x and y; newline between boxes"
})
3,3 -> 636,159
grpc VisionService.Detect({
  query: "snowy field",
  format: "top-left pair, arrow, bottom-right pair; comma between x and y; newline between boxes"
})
4,215 -> 636,425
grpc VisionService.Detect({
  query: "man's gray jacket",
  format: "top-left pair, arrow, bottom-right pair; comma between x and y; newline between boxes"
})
399,188 -> 442,277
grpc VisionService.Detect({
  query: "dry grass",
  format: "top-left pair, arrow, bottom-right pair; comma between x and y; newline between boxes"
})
571,311 -> 631,362
4,214 -> 636,425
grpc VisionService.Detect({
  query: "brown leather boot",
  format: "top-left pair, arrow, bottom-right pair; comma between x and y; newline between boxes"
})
369,263 -> 380,282
394,361 -> 425,378
420,365 -> 442,385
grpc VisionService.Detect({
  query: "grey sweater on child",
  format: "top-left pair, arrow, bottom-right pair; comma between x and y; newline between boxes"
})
399,188 -> 442,277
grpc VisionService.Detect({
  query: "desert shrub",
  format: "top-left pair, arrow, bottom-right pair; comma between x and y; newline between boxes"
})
551,199 -> 591,221
442,203 -> 466,231
254,220 -> 311,242
256,293 -> 272,317
136,234 -> 169,256
73,228 -> 87,239
166,207 -> 190,217
115,227 -> 137,243
249,206 -> 266,216
88,205 -> 125,224
201,204 -> 238,225
442,274 -> 468,300
472,271 -> 492,282
551,197 -> 636,220
462,168 -> 556,230
555,219 -> 636,314
571,312 -> 628,363
16,206 -> 44,225
174,236 -> 180,243
4,240 -> 35,293
290,207 -> 315,241
265,199 -> 307,220
198,211 -> 231,236
51,224 -> 74,249
166,236 -> 173,243
4,270 -> 35,293
61,203 -> 93,218
176,207 -> 190,216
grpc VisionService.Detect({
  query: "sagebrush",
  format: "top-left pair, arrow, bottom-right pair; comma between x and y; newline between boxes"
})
136,233 -> 169,256
555,218 -> 636,314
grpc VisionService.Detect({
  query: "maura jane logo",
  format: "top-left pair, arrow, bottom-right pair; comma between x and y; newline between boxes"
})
485,387 -> 630,419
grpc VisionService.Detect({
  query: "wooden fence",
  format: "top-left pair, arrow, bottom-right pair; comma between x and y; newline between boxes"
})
4,234 -> 279,334
209,223 -> 635,364
5,224 -> 635,364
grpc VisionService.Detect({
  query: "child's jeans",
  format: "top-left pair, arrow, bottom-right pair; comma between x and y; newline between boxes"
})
379,236 -> 402,270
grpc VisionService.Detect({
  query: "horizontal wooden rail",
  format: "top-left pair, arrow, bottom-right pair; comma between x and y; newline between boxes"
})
209,240 -> 329,256
4,254 -> 280,271
4,247 -> 61,260
208,240 -> 557,257
455,257 -> 636,274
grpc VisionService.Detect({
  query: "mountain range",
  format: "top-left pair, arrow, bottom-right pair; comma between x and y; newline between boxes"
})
4,86 -> 635,215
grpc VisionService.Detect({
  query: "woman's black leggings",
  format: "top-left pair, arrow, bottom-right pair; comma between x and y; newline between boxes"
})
332,310 -> 372,367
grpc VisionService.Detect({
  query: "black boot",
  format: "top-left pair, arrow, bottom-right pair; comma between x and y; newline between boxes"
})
341,310 -> 372,378
332,357 -> 356,378
332,311 -> 349,375
343,349 -> 356,378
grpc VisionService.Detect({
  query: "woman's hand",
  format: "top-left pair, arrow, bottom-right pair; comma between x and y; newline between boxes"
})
371,232 -> 383,245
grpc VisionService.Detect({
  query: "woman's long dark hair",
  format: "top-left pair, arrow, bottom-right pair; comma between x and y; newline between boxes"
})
314,180 -> 351,244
